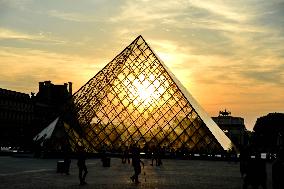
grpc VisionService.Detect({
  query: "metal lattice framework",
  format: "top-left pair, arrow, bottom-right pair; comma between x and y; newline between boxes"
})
69,36 -> 233,152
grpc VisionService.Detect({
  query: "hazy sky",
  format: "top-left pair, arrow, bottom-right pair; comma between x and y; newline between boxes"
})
1,0 -> 283,130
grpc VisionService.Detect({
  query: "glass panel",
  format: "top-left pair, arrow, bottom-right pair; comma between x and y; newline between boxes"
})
71,36 -> 230,152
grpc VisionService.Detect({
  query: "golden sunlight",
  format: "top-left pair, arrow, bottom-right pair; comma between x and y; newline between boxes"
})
120,73 -> 166,112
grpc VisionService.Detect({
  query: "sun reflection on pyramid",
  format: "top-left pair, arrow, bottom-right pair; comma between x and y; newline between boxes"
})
68,35 -> 233,152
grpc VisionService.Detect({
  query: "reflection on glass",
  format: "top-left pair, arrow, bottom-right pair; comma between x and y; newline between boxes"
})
69,36 -> 231,152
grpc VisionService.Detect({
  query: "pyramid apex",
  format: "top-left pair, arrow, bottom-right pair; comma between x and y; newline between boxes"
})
136,35 -> 144,40
131,35 -> 146,46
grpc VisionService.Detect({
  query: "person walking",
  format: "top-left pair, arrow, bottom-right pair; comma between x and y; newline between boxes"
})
130,146 -> 144,184
77,145 -> 88,185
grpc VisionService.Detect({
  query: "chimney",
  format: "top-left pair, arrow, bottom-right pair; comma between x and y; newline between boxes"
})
68,82 -> 72,95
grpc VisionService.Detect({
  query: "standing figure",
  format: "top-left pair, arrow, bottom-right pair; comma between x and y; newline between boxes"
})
157,146 -> 163,166
63,144 -> 71,175
150,147 -> 157,166
130,146 -> 144,184
64,153 -> 71,175
239,146 -> 249,178
77,146 -> 88,185
122,146 -> 130,164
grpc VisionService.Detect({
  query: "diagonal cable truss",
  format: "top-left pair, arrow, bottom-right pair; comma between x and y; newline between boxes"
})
67,35 -> 233,152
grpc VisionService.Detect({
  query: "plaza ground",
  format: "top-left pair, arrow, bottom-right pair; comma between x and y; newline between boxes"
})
0,156 -> 272,189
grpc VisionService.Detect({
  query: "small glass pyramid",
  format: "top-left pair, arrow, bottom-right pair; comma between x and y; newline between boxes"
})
70,36 -> 233,153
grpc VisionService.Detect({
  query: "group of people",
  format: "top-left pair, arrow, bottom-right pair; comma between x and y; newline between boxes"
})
62,145 -> 88,186
150,147 -> 163,166
121,145 -> 147,183
63,145 -> 284,188
121,145 -> 165,183
62,144 -> 147,185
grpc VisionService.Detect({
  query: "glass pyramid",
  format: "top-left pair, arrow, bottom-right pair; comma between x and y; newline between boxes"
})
70,35 -> 233,153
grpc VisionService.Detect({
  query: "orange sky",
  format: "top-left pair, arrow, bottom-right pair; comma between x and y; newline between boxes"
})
0,0 -> 283,130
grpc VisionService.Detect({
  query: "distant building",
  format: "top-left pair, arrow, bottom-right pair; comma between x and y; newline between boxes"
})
0,81 -> 73,149
32,81 -> 72,136
212,110 -> 247,148
0,88 -> 33,148
253,112 -> 284,152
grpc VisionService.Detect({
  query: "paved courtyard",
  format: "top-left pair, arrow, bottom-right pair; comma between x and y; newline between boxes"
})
0,156 -> 273,189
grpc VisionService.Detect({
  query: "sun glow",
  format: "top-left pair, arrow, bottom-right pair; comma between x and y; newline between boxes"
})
133,79 -> 154,105
120,73 -> 166,111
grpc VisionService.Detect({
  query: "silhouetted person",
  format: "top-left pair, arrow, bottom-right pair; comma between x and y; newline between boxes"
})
64,156 -> 71,175
243,153 -> 267,189
33,135 -> 46,158
122,146 -> 130,164
272,148 -> 284,189
130,146 -> 144,184
240,146 -> 250,178
77,146 -> 88,185
33,141 -> 42,158
63,145 -> 71,175
157,147 -> 163,166
150,148 -> 158,166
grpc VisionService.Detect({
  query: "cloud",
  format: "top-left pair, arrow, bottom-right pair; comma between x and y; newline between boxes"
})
0,28 -> 66,45
109,0 -> 259,33
0,0 -> 33,11
109,0 -> 184,22
107,0 -> 272,57
188,0 -> 250,22
47,10 -> 98,22
0,28 -> 38,40
188,18 -> 269,34
0,47 -> 106,93
241,64 -> 284,86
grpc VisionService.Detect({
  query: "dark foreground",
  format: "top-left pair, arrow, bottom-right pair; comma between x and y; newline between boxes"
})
0,156 -> 272,189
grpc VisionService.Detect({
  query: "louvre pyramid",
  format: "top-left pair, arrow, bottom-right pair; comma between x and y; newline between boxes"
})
33,117 -> 89,152
71,35 -> 233,153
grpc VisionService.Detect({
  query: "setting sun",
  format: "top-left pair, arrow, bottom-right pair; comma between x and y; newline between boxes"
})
121,73 -> 165,112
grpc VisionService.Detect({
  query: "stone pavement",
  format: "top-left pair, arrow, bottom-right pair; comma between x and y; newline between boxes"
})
0,156 -> 272,189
